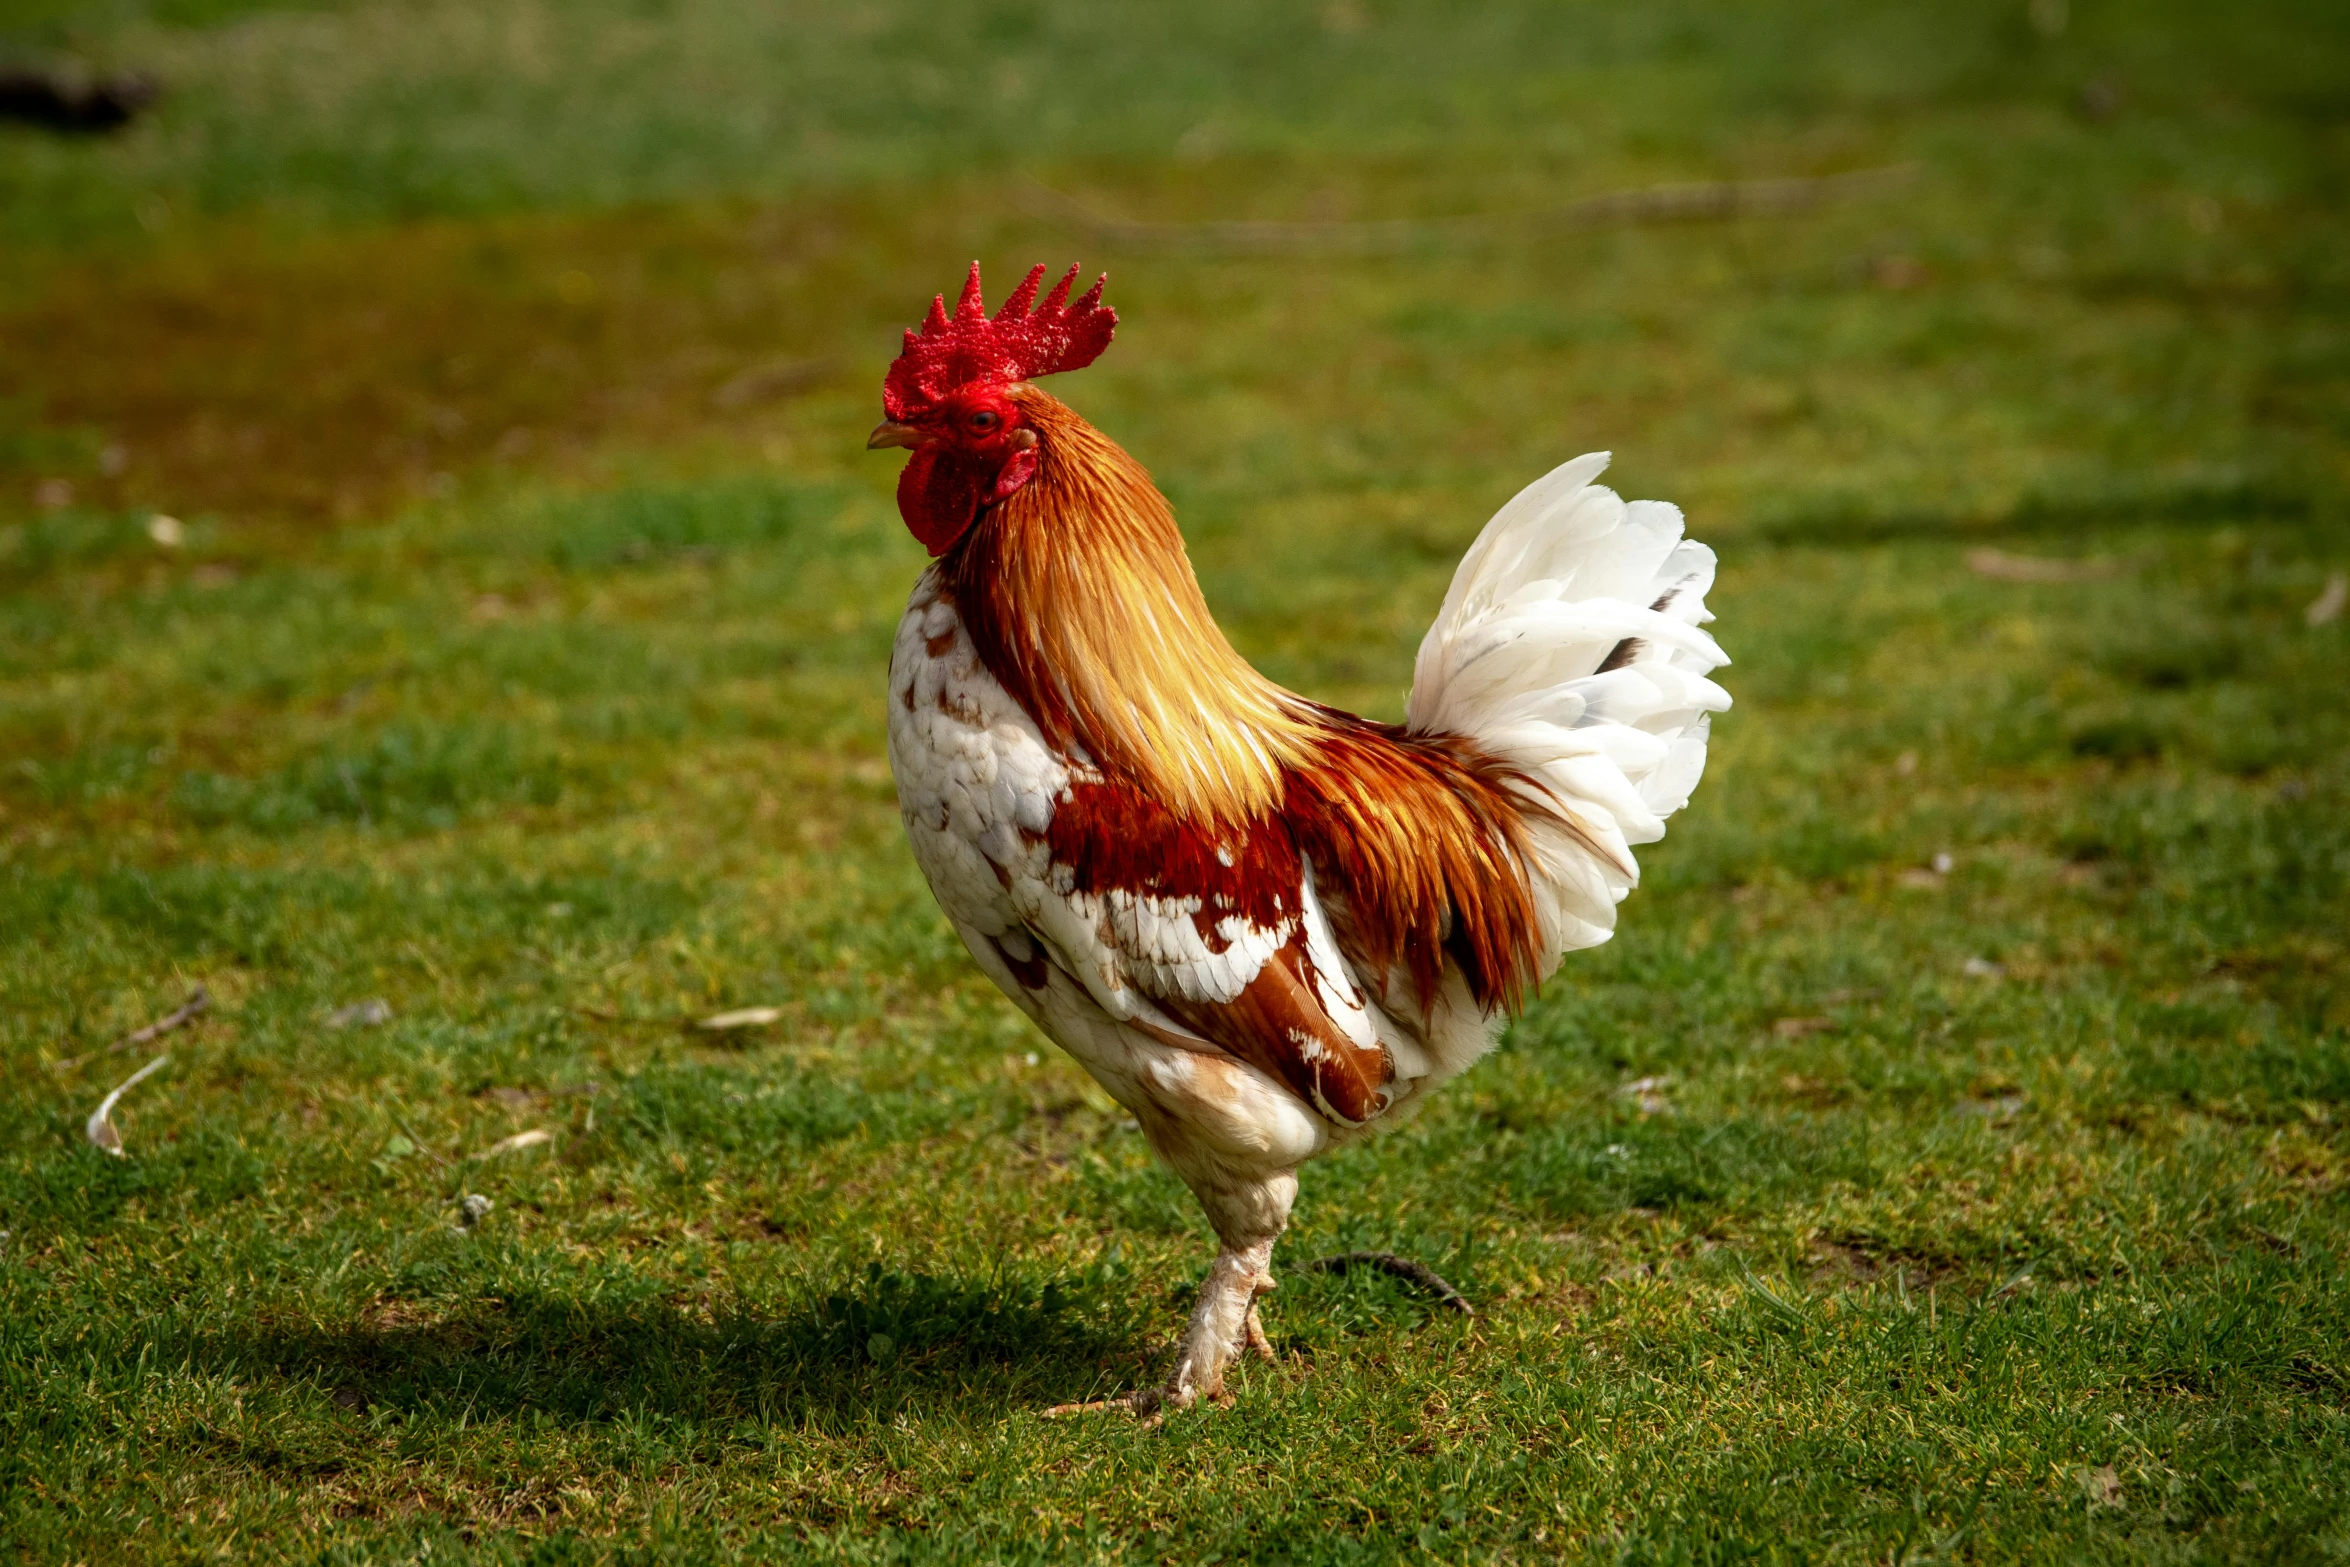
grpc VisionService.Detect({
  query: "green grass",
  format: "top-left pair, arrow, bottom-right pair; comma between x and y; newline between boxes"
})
3,0 -> 2348,1560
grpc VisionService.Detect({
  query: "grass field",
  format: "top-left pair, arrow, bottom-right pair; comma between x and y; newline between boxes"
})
4,0 -> 2348,1560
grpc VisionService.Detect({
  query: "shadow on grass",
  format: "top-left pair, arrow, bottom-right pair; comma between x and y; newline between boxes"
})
188,1271 -> 1152,1431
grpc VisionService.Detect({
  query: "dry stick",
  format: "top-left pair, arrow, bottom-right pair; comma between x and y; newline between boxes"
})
569,1004 -> 679,1029
1966,548 -> 2127,584
112,985 -> 210,1051
85,1053 -> 171,1156
1020,166 -> 1915,258
1302,1251 -> 1476,1316
51,985 -> 209,1073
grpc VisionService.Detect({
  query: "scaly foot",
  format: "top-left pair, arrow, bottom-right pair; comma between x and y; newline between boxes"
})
1044,1239 -> 1278,1419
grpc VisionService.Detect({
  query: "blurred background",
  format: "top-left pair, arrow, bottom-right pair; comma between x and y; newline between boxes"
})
3,2 -> 2348,1556
3,0 -> 2342,545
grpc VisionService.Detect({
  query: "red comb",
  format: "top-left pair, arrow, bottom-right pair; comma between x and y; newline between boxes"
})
883,261 -> 1116,419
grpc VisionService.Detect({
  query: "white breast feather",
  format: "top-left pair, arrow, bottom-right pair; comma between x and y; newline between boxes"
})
887,570 -> 1349,1034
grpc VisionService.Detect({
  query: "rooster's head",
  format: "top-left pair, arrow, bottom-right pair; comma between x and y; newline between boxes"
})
867,261 -> 1117,555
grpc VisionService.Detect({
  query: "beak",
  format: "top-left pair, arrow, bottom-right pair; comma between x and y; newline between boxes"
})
867,420 -> 924,450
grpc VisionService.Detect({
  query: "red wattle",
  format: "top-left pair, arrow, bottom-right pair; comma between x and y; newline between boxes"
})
897,445 -> 988,557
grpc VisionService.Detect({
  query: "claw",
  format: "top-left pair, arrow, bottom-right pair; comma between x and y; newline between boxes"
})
1243,1300 -> 1276,1362
1042,1385 -> 1169,1424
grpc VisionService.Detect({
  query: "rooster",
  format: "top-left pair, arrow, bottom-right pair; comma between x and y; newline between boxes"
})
870,263 -> 1730,1415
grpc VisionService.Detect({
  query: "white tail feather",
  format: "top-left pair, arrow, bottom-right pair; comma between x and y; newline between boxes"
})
1407,453 -> 1730,968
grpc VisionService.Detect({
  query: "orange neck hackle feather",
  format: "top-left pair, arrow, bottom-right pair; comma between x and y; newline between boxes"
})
940,387 -> 1552,1015
943,389 -> 1319,825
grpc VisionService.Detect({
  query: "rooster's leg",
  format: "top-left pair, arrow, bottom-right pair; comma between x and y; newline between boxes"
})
1045,1170 -> 1294,1419
1043,1240 -> 1274,1420
1161,1237 -> 1275,1405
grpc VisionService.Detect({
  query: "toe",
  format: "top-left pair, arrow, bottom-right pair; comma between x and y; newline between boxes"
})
1041,1386 -> 1168,1420
1243,1304 -> 1276,1362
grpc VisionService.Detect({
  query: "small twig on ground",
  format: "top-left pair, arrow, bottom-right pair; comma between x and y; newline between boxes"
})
114,986 -> 210,1051
2307,571 -> 2347,627
1020,165 -> 1914,257
570,1005 -> 678,1029
1966,548 -> 2127,584
475,1128 -> 554,1159
86,1054 -> 172,1156
695,1006 -> 785,1032
52,985 -> 209,1073
1301,1251 -> 1476,1315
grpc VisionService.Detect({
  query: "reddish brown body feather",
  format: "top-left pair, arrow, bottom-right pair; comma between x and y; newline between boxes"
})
1043,779 -> 1295,936
1168,949 -> 1394,1124
1044,774 -> 1408,1123
1284,721 -> 1547,1016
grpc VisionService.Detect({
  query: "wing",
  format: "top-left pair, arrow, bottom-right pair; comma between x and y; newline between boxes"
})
1011,775 -> 1400,1126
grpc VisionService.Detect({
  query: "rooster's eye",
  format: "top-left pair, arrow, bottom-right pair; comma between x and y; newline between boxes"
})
967,410 -> 1000,433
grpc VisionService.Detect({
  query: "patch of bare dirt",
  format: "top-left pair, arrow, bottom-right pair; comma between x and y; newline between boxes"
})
0,195 -> 986,529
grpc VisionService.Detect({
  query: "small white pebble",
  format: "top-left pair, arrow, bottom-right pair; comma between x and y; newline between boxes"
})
146,514 -> 184,548
1024,1051 -> 1039,1067
1931,852 -> 1954,875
